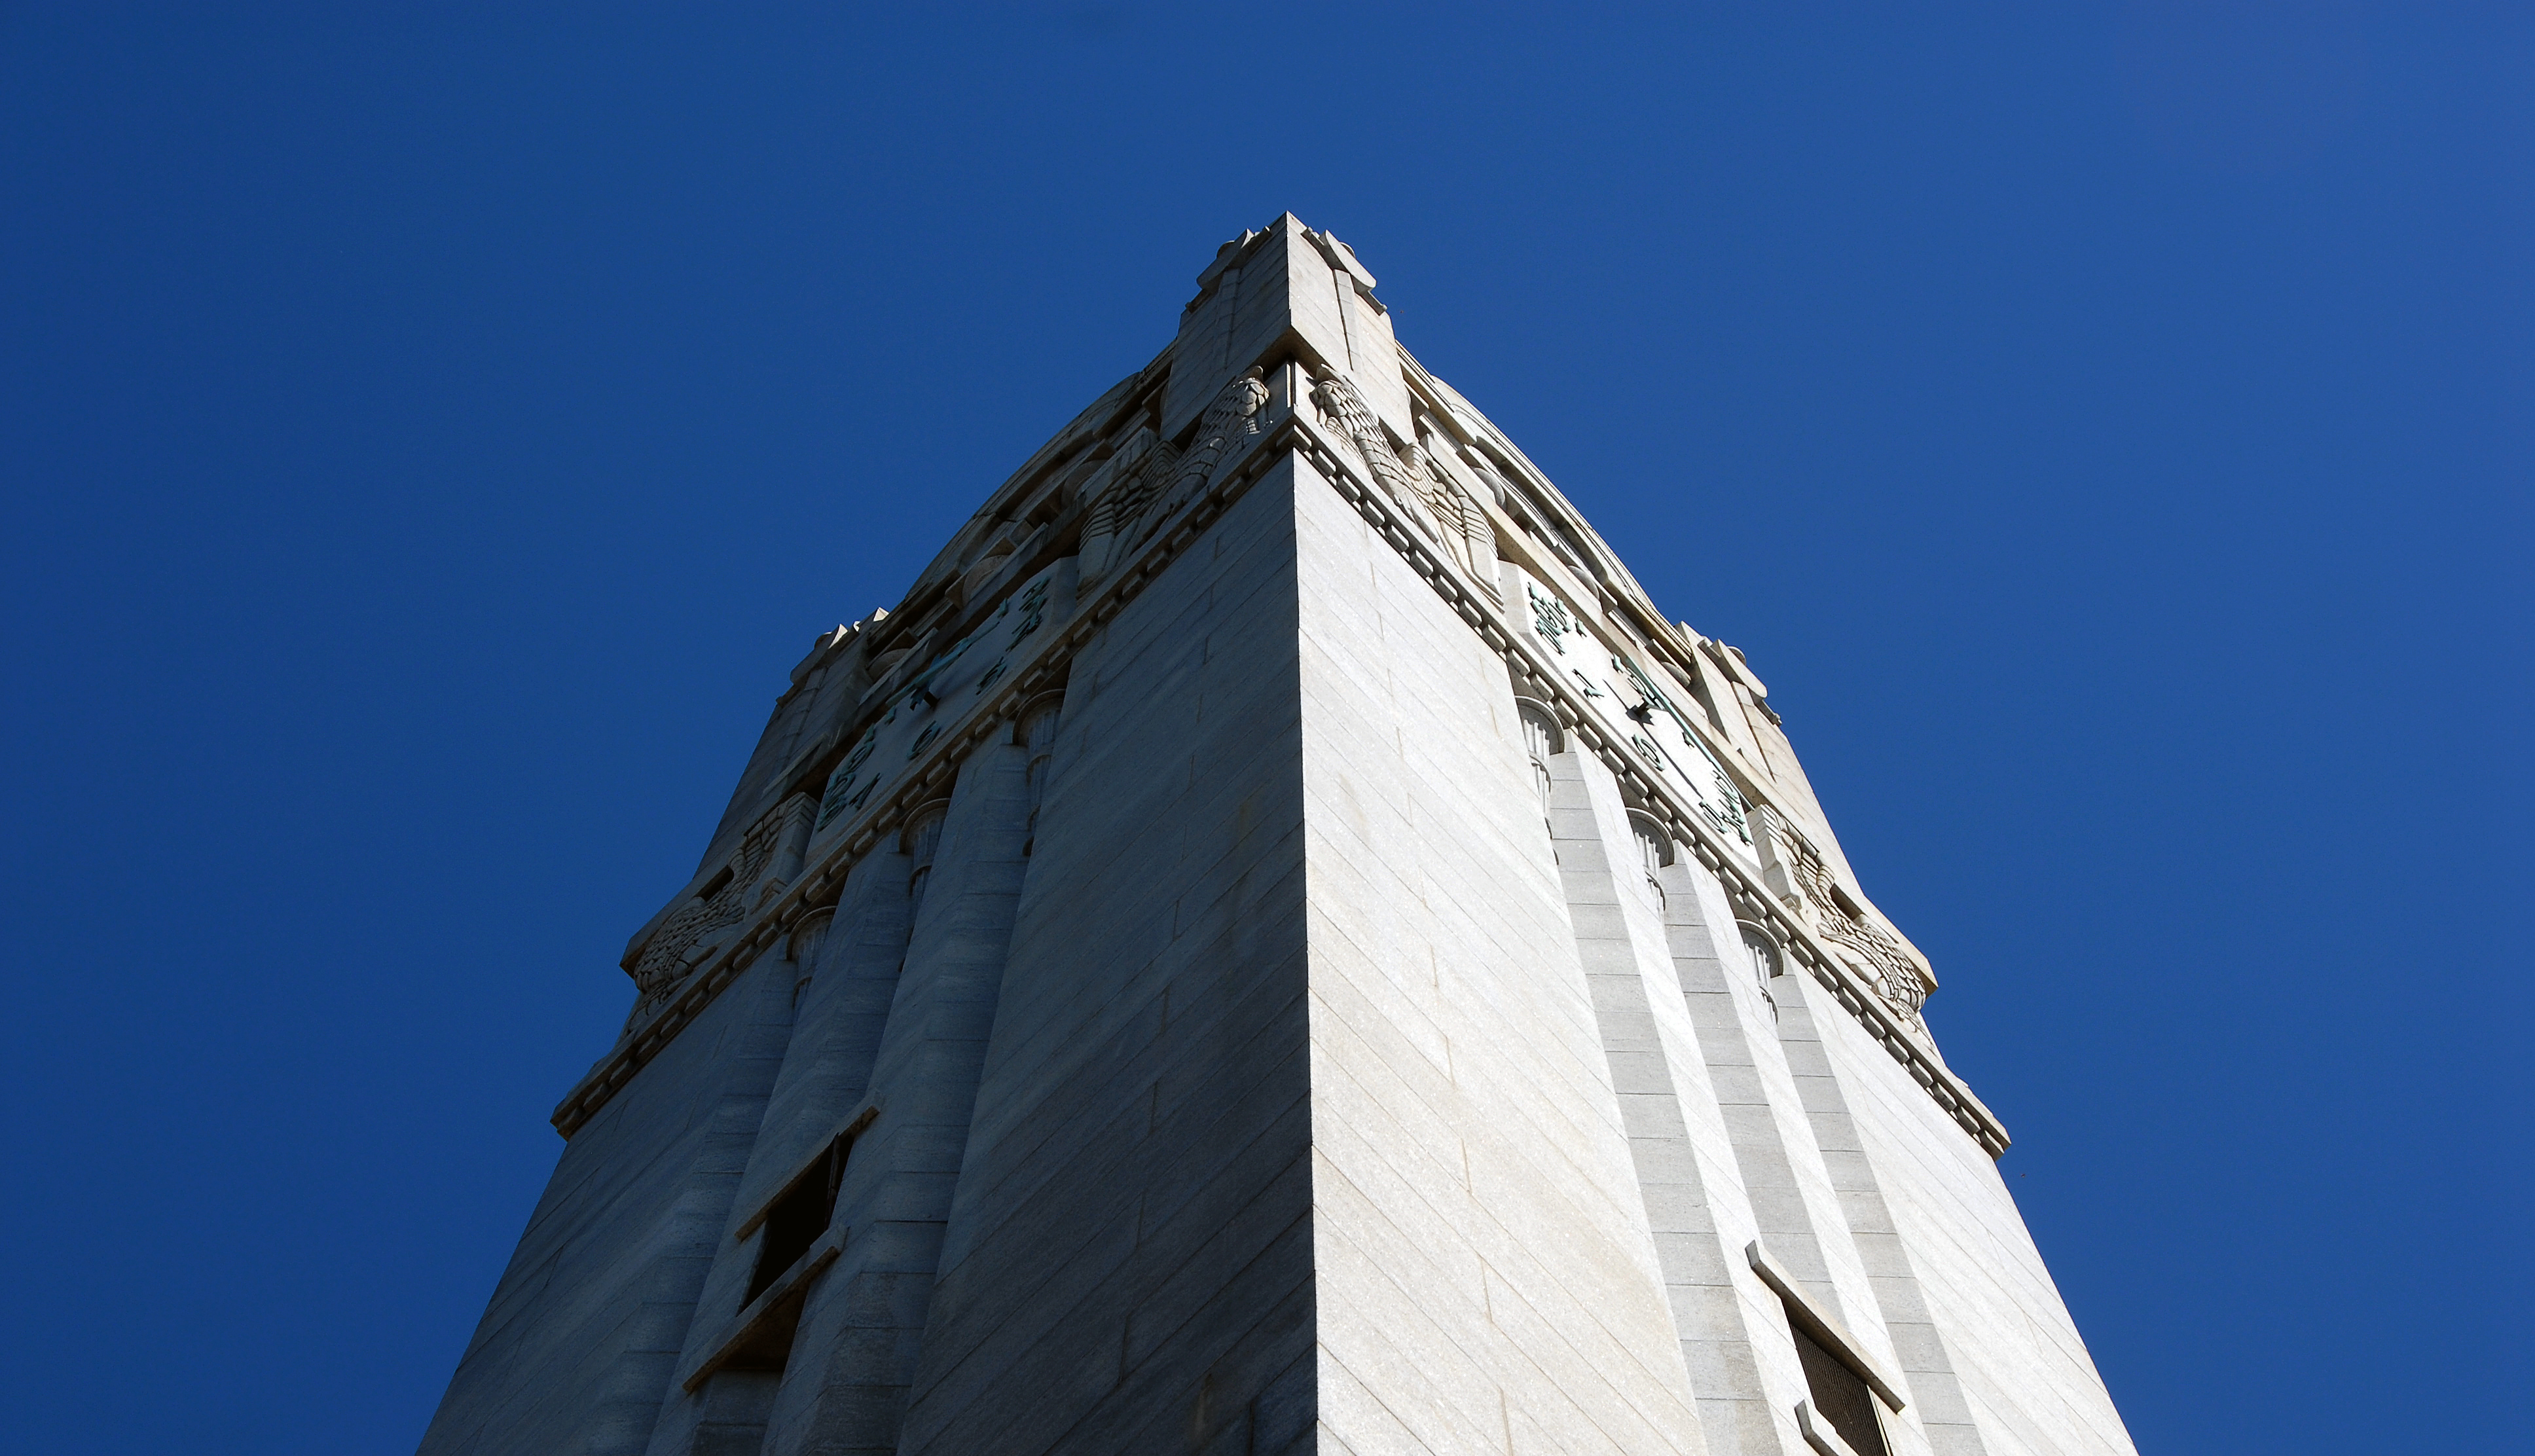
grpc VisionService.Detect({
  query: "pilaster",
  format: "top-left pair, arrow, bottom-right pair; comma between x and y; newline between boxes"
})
761,739 -> 1033,1455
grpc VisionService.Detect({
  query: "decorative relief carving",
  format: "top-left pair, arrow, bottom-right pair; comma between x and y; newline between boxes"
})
1150,367 -> 1268,536
1412,421 -> 1497,581
562,399 -> 2002,1156
1526,583 -> 1573,655
1310,367 -> 1453,553
625,814 -> 779,1023
1757,805 -> 1929,1027
1080,369 -> 1269,588
1076,429 -> 1180,587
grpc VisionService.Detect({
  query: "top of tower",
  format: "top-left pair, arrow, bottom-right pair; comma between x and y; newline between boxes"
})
563,214 -> 1995,1163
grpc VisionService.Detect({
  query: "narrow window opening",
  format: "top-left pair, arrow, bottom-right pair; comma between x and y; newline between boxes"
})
1738,922 -> 1781,1017
786,913 -> 832,1013
1628,811 -> 1671,909
905,805 -> 948,915
744,1140 -> 845,1307
701,1135 -> 854,1383
1791,1316 -> 1890,1456
1018,696 -> 1063,855
1517,701 -> 1561,842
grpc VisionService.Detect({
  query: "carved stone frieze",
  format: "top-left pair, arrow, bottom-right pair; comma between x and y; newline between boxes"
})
1410,421 -> 1496,581
1146,367 -> 1268,540
1076,428 -> 1180,587
553,392 -> 1307,1140
1755,805 -> 1930,1027
559,393 -> 1999,1157
1080,368 -> 1269,589
1309,366 -> 1444,544
623,810 -> 782,1027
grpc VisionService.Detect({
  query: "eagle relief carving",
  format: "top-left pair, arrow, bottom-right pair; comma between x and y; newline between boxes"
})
1146,366 -> 1268,536
1076,428 -> 1178,587
1411,420 -> 1496,581
623,812 -> 780,1028
1078,367 -> 1268,588
1755,806 -> 1930,1027
1309,366 -> 1436,540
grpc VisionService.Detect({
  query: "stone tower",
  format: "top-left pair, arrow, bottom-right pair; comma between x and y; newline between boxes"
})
420,215 -> 2138,1456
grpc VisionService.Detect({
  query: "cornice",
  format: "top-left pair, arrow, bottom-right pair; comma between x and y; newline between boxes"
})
551,399 -> 2008,1159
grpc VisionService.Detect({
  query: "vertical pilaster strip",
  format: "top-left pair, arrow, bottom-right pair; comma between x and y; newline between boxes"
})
1541,735 -> 1727,1454
1661,858 -> 1926,1456
1772,970 -> 1989,1456
642,854 -> 913,1456
579,959 -> 800,1455
761,737 -> 1033,1455
896,465 -> 1316,1456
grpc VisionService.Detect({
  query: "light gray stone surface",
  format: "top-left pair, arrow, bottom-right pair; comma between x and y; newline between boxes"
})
896,460 -> 1315,1456
1296,452 -> 1709,1454
420,955 -> 797,1456
422,215 -> 2138,1456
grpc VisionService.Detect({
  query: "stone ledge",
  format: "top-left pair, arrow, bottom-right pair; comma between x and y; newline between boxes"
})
1747,1239 -> 1906,1413
1795,1398 -> 1870,1456
674,1224 -> 846,1393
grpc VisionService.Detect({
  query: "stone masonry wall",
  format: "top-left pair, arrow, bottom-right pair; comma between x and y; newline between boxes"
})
421,215 -> 2140,1456
418,955 -> 797,1456
1294,450 -> 1709,1453
894,458 -> 1316,1455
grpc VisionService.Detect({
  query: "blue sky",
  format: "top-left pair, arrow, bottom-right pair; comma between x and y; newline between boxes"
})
2,4 -> 2524,1451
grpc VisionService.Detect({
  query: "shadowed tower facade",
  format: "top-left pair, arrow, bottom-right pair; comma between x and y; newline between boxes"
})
420,215 -> 2139,1456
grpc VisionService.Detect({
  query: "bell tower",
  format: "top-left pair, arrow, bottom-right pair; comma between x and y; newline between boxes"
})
420,215 -> 2137,1456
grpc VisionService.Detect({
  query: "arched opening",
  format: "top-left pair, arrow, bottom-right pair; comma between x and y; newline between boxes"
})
1514,697 -> 1563,838
903,801 -> 950,916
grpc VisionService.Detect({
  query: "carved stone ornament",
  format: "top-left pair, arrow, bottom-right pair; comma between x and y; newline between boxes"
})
1756,805 -> 1930,1027
1076,428 -> 1180,588
1078,368 -> 1268,589
1410,422 -> 1495,579
1147,367 -> 1268,539
1525,583 -> 1572,655
625,812 -> 781,1026
1309,366 -> 1446,547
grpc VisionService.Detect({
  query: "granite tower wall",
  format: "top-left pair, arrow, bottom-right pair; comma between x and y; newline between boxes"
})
420,215 -> 2138,1456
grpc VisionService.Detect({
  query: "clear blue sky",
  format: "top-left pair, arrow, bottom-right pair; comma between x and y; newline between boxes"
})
3,5 -> 2524,1452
